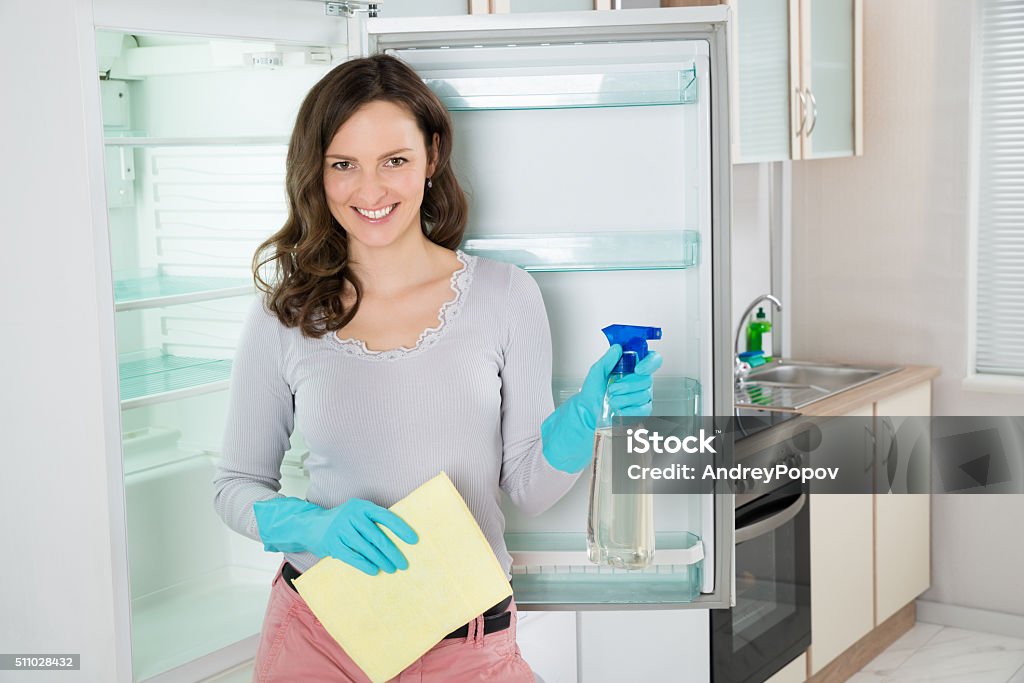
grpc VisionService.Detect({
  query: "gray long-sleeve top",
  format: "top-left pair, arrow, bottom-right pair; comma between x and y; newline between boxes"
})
213,251 -> 582,576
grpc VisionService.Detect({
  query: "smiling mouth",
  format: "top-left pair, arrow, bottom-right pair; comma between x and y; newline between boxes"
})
353,203 -> 398,220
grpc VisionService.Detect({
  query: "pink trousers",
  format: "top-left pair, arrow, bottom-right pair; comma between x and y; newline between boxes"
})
252,562 -> 535,682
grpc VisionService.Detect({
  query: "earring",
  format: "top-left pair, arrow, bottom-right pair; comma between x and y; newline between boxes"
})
426,177 -> 433,189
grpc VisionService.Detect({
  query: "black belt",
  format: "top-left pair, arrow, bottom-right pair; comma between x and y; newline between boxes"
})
281,562 -> 512,639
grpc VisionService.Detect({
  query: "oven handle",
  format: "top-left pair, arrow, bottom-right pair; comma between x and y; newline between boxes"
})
735,493 -> 807,545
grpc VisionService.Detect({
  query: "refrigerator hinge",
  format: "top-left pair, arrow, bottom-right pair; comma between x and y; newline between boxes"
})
324,1 -> 381,18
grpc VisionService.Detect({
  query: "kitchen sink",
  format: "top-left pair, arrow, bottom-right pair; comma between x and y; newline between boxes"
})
735,360 -> 901,410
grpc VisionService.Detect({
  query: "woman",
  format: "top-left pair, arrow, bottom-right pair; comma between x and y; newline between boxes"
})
214,54 -> 662,682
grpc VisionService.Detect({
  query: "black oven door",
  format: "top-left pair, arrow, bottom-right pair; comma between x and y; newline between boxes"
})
711,480 -> 811,683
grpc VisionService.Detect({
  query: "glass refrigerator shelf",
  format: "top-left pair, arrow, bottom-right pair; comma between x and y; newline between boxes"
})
114,269 -> 253,311
505,531 -> 704,605
426,65 -> 698,111
118,349 -> 232,409
460,230 -> 700,272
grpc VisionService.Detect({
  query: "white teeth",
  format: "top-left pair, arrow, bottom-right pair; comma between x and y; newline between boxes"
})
355,203 -> 395,220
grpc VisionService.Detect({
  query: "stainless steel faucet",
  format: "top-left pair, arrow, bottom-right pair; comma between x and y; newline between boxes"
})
735,294 -> 782,381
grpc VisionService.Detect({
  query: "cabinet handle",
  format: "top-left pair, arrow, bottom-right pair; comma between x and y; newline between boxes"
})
880,416 -> 897,489
805,87 -> 819,136
795,87 -> 808,136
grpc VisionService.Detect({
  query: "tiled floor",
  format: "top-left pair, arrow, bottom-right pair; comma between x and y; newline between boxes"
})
849,622 -> 1024,682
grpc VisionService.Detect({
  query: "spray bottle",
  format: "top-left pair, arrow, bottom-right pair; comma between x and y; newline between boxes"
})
586,324 -> 662,570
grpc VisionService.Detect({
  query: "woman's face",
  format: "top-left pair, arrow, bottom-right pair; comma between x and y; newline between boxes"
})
323,100 -> 437,252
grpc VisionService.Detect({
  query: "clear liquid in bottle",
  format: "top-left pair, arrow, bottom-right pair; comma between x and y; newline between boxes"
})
586,426 -> 654,570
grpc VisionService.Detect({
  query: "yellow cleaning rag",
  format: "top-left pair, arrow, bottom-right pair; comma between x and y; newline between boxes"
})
293,472 -> 513,683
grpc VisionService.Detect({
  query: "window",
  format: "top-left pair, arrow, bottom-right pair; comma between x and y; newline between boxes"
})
973,0 -> 1024,378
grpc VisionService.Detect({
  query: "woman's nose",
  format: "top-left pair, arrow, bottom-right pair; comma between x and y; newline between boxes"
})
354,170 -> 388,206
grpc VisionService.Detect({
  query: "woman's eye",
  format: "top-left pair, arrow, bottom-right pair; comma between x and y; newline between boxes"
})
331,161 -> 353,170
385,157 -> 408,167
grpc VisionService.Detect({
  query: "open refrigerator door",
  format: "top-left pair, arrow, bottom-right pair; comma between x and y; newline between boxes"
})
367,5 -> 734,610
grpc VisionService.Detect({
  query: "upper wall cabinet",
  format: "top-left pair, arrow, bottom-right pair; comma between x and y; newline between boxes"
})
799,0 -> 862,159
724,0 -> 863,162
376,0 -> 472,17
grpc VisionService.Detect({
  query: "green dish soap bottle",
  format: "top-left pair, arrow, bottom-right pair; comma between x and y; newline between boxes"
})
746,307 -> 773,358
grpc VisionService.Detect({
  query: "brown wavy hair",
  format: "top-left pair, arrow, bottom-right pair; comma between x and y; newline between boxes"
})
253,54 -> 468,338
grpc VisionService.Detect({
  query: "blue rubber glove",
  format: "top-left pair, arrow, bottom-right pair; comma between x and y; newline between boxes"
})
252,496 -> 418,576
540,345 -> 664,474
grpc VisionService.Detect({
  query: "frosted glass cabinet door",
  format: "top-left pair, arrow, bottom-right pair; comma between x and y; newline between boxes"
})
732,0 -> 794,162
727,0 -> 861,161
508,0 -> 596,11
803,0 -> 857,158
379,0 -> 470,17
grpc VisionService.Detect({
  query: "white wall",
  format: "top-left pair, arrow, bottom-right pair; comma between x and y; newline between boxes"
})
790,0 -> 1024,616
0,0 -> 128,681
730,164 -> 774,348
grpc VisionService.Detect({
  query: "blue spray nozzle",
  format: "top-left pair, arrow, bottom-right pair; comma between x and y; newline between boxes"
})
601,324 -> 663,374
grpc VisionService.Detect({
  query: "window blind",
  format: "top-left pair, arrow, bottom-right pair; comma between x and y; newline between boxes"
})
975,0 -> 1024,376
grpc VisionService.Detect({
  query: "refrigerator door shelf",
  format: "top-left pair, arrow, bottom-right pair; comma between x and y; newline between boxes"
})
366,8 -> 726,55
424,65 -> 698,111
506,531 -> 704,606
554,376 -> 702,418
461,230 -> 700,272
507,531 -> 703,566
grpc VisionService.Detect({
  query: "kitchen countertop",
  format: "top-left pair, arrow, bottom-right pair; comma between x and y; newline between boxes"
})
733,364 -> 939,458
793,364 -> 939,417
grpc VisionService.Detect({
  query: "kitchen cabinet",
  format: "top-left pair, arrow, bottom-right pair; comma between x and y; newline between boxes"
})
507,0 -> 602,11
807,404 -> 874,676
721,0 -> 863,162
874,382 -> 931,625
798,0 -> 862,159
470,0 -> 611,12
377,0 -> 471,17
372,0 -> 613,17
805,378 -> 933,677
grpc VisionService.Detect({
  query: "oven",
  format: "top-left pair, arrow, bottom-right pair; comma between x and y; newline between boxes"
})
710,413 -> 811,683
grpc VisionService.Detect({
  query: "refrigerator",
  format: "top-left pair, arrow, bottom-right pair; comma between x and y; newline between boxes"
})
92,3 -> 733,680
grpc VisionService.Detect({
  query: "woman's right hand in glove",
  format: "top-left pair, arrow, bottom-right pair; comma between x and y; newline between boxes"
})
540,344 -> 663,474
253,496 -> 418,576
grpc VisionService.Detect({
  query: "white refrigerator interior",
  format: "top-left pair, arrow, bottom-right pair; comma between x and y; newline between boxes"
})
99,29 -> 339,680
95,7 -> 730,681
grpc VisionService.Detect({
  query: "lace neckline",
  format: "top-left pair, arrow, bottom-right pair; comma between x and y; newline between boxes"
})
328,250 -> 476,361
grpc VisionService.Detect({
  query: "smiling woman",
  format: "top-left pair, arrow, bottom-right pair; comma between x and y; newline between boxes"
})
213,54 -> 660,682
253,55 -> 467,338
323,101 -> 436,252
